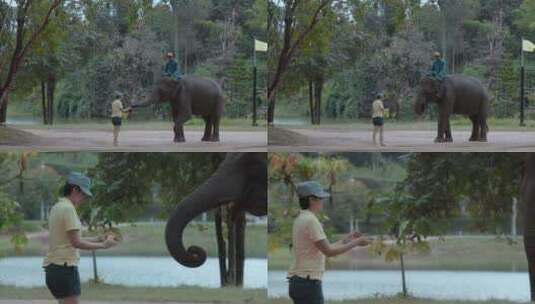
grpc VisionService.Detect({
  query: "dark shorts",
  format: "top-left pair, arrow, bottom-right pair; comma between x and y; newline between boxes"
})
288,276 -> 323,304
372,117 -> 384,127
44,264 -> 81,299
111,116 -> 122,126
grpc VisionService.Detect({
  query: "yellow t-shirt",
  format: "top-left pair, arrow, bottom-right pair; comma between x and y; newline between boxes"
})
43,197 -> 82,267
288,210 -> 327,280
111,99 -> 123,118
372,99 -> 384,118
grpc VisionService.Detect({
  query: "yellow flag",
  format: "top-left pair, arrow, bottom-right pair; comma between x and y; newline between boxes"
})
254,39 -> 268,52
524,39 -> 535,52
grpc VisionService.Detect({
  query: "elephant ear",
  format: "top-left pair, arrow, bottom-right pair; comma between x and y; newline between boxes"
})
173,80 -> 192,124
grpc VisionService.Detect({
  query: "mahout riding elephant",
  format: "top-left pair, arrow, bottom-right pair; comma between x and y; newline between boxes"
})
522,154 -> 535,301
133,76 -> 224,142
414,75 -> 490,143
165,153 -> 267,276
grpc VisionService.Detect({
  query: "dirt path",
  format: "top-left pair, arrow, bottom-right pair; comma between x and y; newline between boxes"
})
269,127 -> 535,152
1,128 -> 267,152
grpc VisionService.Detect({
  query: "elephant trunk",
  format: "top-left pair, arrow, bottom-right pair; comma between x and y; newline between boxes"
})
414,90 -> 426,115
165,159 -> 244,268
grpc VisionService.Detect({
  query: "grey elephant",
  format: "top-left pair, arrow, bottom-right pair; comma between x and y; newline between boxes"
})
165,153 -> 267,274
414,75 -> 490,143
133,76 -> 225,142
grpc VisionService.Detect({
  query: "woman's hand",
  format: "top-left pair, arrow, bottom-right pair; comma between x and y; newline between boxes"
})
342,231 -> 363,244
102,235 -> 118,249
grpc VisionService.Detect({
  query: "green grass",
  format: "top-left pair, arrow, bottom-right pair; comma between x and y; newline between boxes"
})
276,116 -> 535,131
0,282 -> 267,303
0,221 -> 267,258
268,297 -> 528,304
269,235 -> 528,272
12,117 -> 266,132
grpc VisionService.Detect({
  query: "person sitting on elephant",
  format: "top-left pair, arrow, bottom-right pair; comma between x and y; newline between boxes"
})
429,52 -> 447,81
163,52 -> 181,80
372,94 -> 385,147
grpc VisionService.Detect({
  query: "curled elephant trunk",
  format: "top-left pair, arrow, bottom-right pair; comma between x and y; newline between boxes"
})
165,157 -> 244,268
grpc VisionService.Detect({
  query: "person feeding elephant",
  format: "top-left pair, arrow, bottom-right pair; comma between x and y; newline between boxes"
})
110,91 -> 131,146
43,172 -> 119,304
163,52 -> 181,80
372,93 -> 386,147
287,181 -> 372,304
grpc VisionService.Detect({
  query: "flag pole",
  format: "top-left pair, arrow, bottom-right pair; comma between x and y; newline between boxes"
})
252,38 -> 258,127
521,37 -> 526,127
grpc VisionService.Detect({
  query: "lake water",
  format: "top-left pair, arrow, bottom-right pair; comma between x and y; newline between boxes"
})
269,270 -> 531,302
0,257 -> 267,289
6,116 -> 39,125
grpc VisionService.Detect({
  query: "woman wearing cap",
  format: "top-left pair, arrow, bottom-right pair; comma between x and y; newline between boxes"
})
110,92 -> 131,146
43,172 -> 118,304
371,94 -> 385,147
288,181 -> 372,304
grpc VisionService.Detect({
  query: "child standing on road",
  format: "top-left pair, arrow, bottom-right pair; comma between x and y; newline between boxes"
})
372,94 -> 385,147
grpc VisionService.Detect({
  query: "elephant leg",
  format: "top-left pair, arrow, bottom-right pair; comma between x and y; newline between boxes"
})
445,119 -> 453,142
525,236 -> 535,301
201,116 -> 212,142
173,122 -> 185,142
435,115 -> 446,143
479,117 -> 488,142
468,115 -> 479,142
211,116 -> 221,142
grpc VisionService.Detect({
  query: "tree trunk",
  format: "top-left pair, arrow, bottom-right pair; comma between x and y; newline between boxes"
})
400,252 -> 407,297
233,208 -> 245,287
314,79 -> 323,125
41,80 -> 47,125
215,208 -> 228,286
227,206 -> 236,285
0,92 -> 8,125
46,73 -> 55,125
309,81 -> 315,124
91,250 -> 99,283
267,94 -> 276,125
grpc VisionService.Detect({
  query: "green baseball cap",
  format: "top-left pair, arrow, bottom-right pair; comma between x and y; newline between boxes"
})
67,172 -> 93,198
296,181 -> 330,199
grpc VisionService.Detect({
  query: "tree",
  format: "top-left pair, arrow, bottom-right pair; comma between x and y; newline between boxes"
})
0,0 -> 63,124
267,0 -> 334,124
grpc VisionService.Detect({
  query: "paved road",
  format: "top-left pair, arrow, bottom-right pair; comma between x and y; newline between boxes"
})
1,128 -> 267,152
269,128 -> 535,152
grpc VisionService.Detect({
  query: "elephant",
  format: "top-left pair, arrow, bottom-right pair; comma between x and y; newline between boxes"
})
133,76 -> 225,142
522,154 -> 535,301
165,152 -> 267,285
414,75 -> 490,143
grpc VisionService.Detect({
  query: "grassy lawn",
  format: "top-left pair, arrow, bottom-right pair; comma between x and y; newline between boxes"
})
0,283 -> 267,303
269,236 -> 528,272
0,221 -> 267,258
275,116 -> 535,131
10,117 -> 266,132
267,297 -> 528,304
